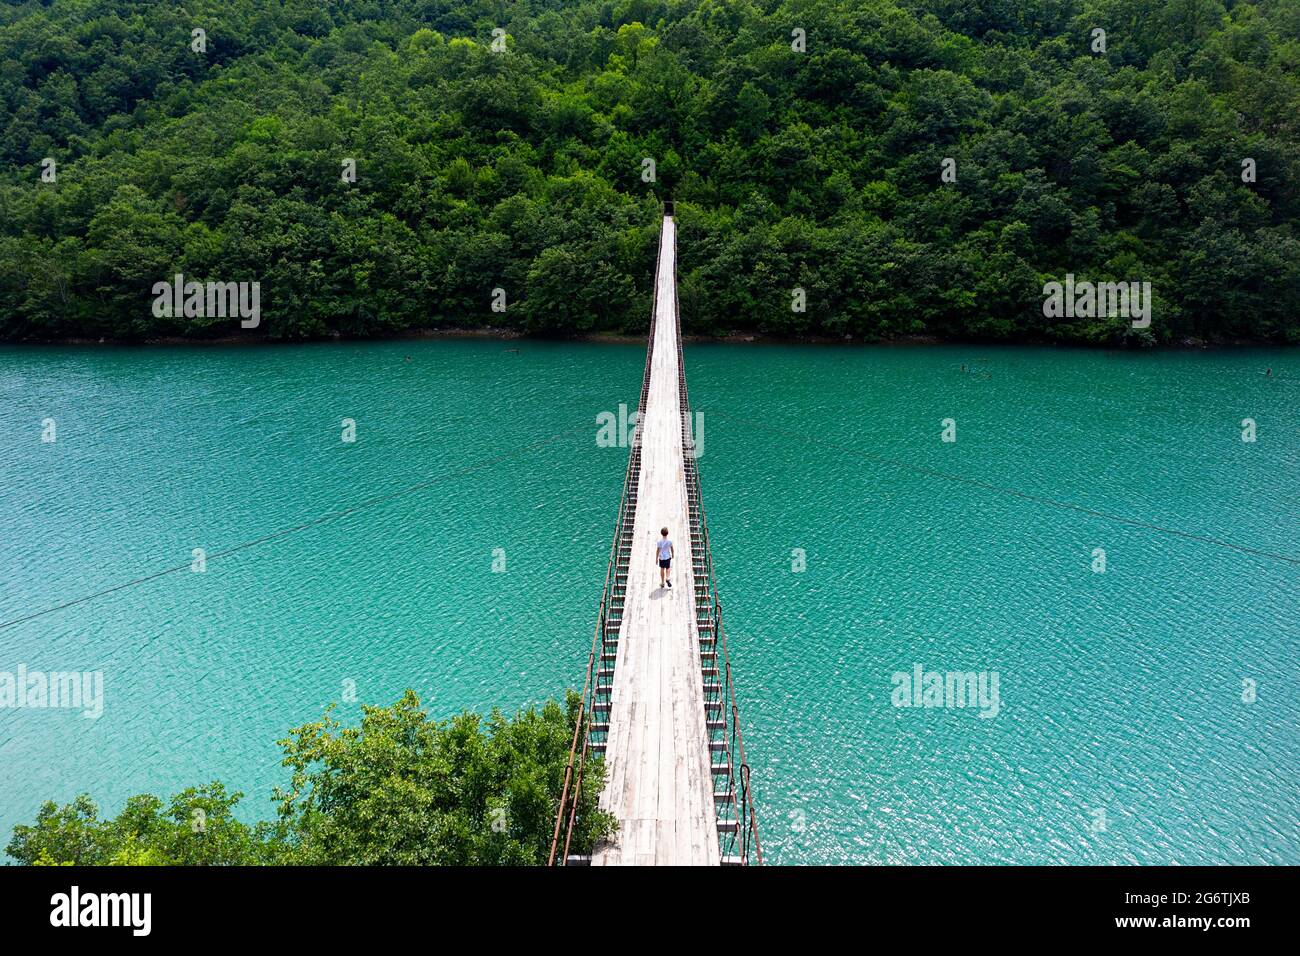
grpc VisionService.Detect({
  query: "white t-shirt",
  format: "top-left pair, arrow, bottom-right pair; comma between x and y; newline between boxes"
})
656,538 -> 673,560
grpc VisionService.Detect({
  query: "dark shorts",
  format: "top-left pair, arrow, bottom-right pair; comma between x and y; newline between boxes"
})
658,558 -> 671,569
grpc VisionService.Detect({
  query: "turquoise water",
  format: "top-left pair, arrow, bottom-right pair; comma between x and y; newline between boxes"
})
1,341 -> 1297,864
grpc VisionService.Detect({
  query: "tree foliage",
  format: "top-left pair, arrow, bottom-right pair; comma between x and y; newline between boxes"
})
7,690 -> 613,865
0,0 -> 1297,344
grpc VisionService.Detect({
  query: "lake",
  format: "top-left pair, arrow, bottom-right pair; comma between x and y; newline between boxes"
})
1,339 -> 1296,864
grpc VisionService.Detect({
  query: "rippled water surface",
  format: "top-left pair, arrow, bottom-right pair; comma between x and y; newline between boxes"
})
1,341 -> 1297,863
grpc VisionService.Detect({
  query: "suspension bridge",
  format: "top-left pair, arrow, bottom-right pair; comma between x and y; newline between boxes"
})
550,206 -> 762,866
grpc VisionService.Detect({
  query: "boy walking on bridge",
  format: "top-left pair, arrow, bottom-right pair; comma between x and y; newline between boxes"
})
656,528 -> 674,590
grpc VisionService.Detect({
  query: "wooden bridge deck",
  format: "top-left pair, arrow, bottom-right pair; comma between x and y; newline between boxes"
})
593,217 -> 720,866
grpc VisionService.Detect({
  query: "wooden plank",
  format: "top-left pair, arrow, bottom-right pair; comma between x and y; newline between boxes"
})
591,217 -> 719,866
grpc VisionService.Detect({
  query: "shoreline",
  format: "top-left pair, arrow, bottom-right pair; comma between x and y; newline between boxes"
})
1,326 -> 1292,350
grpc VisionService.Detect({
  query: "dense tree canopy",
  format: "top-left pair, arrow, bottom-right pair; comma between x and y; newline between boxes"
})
1,0 -> 1297,344
7,691 -> 613,865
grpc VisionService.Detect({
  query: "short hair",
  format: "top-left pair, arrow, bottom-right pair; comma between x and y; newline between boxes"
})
660,527 -> 668,536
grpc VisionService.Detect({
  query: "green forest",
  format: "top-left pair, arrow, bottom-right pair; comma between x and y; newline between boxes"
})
1,0 -> 1298,344
7,691 -> 614,865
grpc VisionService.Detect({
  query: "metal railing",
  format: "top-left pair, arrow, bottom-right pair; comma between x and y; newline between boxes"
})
671,218 -> 763,864
548,213 -> 663,865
